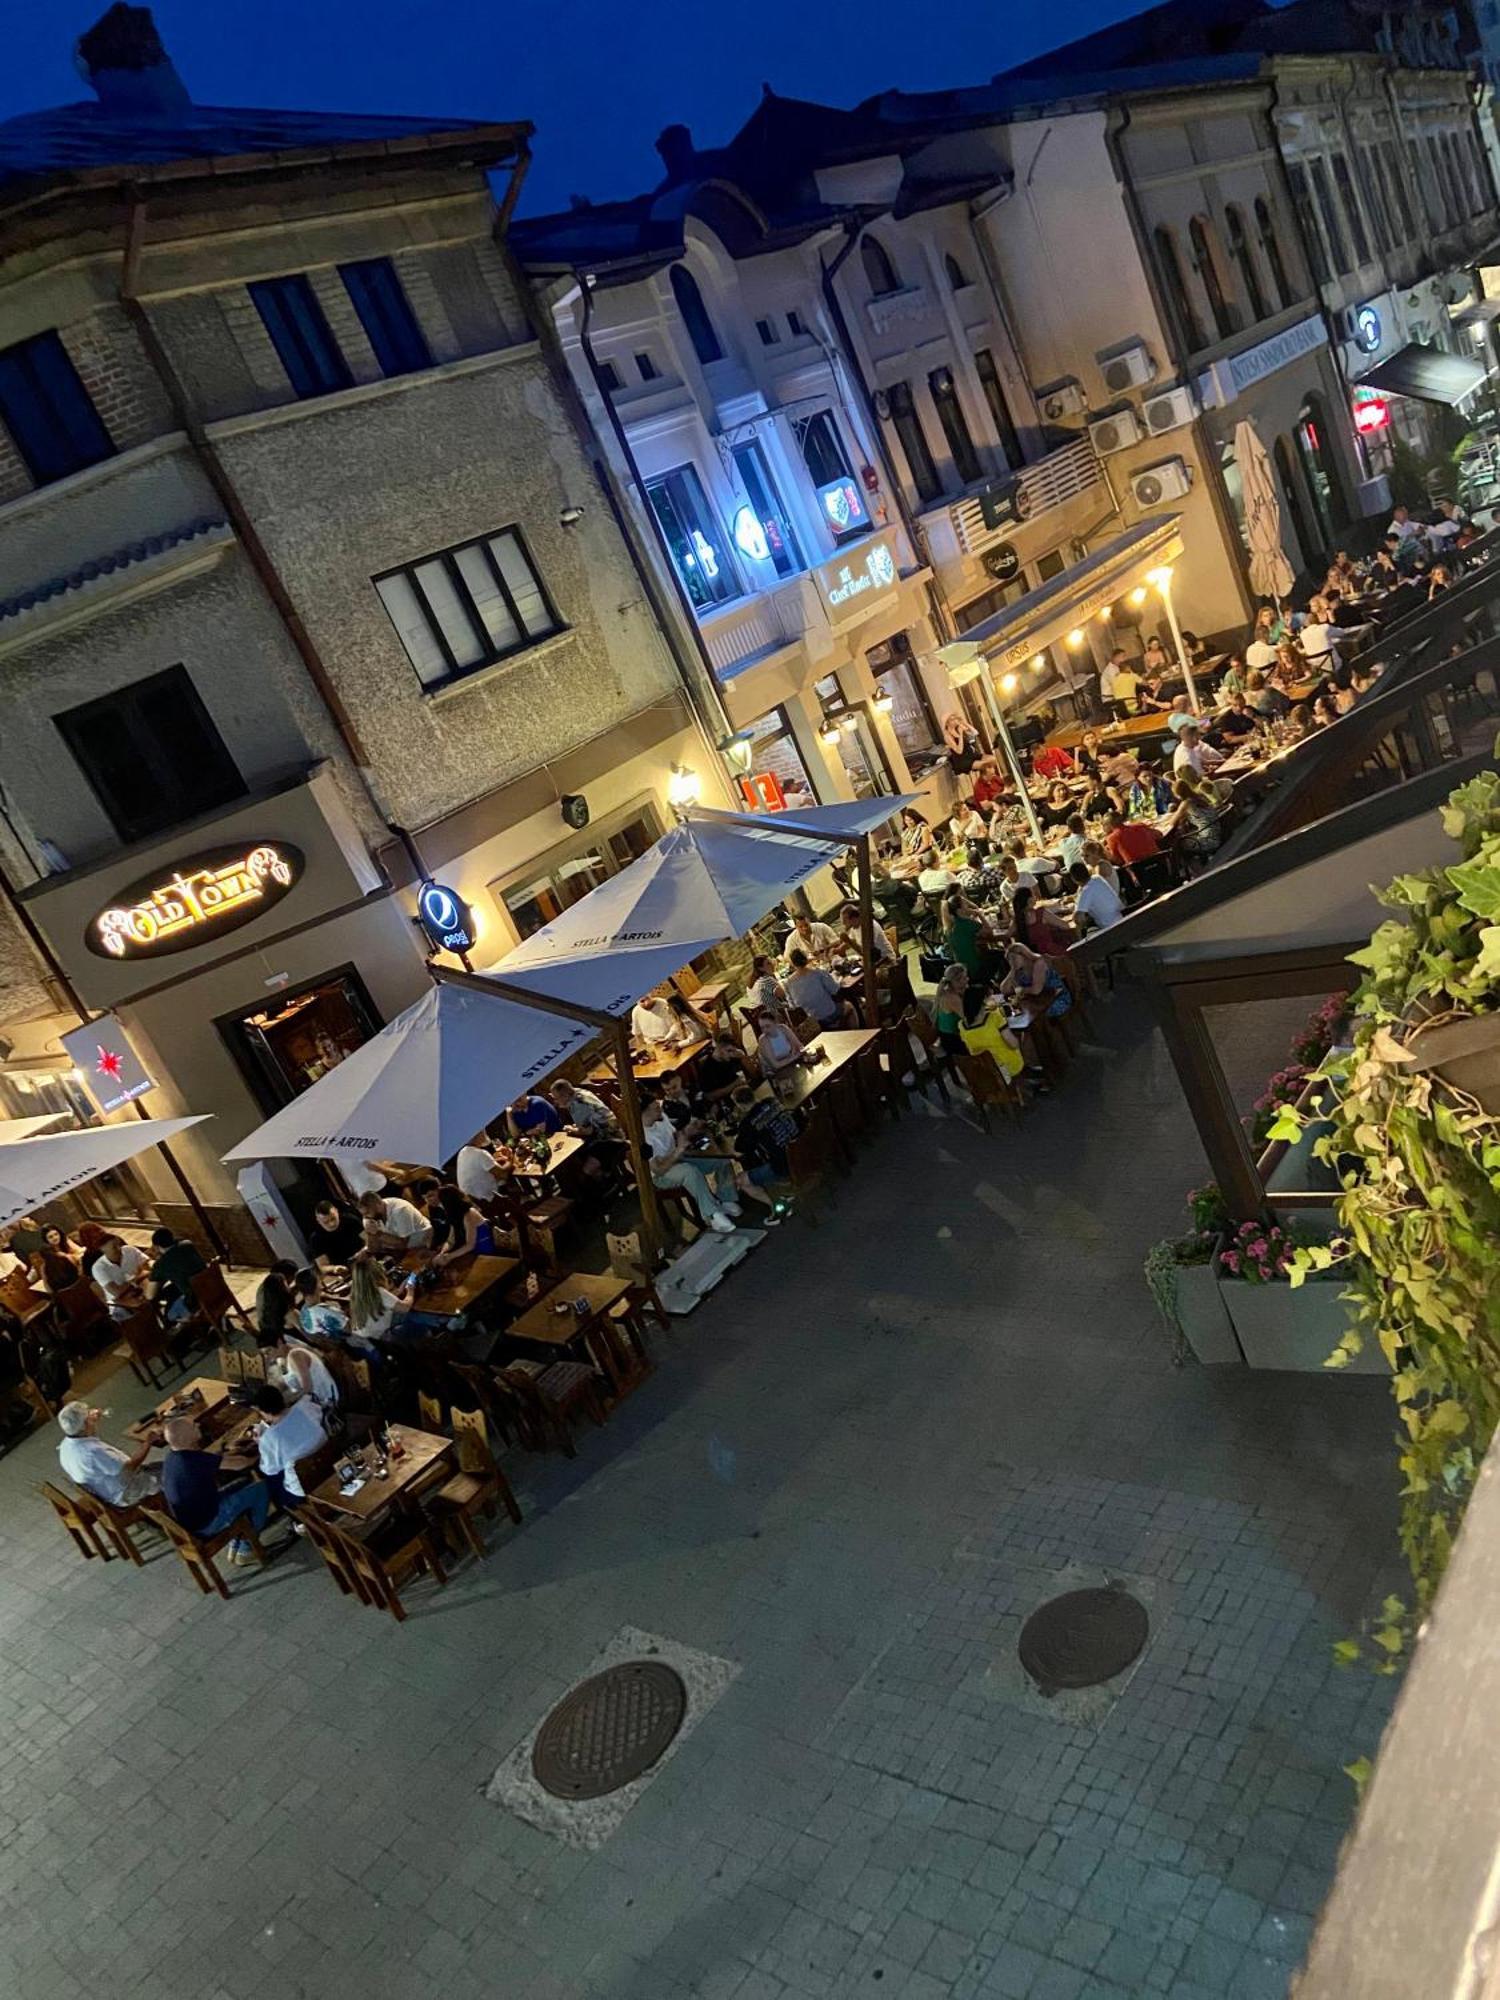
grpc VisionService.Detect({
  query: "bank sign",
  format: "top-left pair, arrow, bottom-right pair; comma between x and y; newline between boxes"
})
87,842 -> 304,960
814,532 -> 900,624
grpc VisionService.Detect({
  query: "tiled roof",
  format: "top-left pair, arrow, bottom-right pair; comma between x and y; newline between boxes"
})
0,515 -> 227,624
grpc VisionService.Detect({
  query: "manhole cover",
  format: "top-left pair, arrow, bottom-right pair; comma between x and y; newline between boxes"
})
532,1661 -> 687,1800
1018,1587 -> 1148,1694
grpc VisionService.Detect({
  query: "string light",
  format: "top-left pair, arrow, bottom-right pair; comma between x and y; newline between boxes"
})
872,686 -> 893,715
1030,654 -> 1047,670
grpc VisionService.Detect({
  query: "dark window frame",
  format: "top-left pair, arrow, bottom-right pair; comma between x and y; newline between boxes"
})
1308,158 -> 1350,274
927,366 -> 983,486
248,273 -> 353,400
973,347 -> 1023,471
1285,164 -> 1330,284
54,664 -> 246,845
373,525 -> 565,692
861,237 -> 902,297
635,351 -> 660,381
669,265 -> 724,365
0,329 -> 113,488
1189,214 -> 1239,340
1330,155 -> 1371,266
1254,196 -> 1297,307
337,257 -> 431,377
944,252 -> 971,291
1153,225 -> 1207,351
886,381 -> 942,505
1224,205 -> 1269,322
643,461 -> 742,612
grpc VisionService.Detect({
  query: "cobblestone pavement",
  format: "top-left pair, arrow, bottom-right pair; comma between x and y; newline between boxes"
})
0,991 -> 1399,1999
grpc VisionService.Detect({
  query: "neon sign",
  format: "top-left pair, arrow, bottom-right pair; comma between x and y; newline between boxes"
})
732,505 -> 770,562
1353,389 -> 1391,435
816,476 -> 870,535
1354,304 -> 1382,353
821,540 -> 897,611
416,879 -> 477,955
88,843 -> 304,960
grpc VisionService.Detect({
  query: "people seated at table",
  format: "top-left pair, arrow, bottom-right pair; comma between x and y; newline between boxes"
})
970,755 -> 1006,809
357,1188 -> 433,1254
931,963 -> 974,1057
641,1091 -> 739,1235
506,1091 -> 563,1141
953,800 -> 989,845
1427,563 -> 1453,600
1329,664 -> 1359,715
1079,839 -> 1120,895
1103,809 -> 1160,870
1216,690 -> 1259,741
1031,738 -> 1075,781
308,1197 -> 364,1268
1179,630 -> 1210,666
1297,597 -> 1342,673
1127,760 -> 1173,820
942,891 -> 1006,982
347,1252 -> 410,1346
1068,859 -> 1125,932
56,1399 -> 160,1505
143,1226 -> 205,1323
91,1233 -> 146,1321
692,1034 -> 753,1105
35,1224 -> 83,1294
1388,502 -> 1422,544
756,1004 -> 810,1077
1246,605 -> 1280,670
1313,691 -> 1341,729
549,1077 -> 622,1139
255,1259 -> 298,1341
1010,885 -> 1073,957
1167,771 -> 1224,861
249,1383 -> 327,1513
631,993 -> 693,1048
1037,780 -> 1075,829
786,910 -> 842,967
1172,722 -> 1224,780
1283,701 -> 1315,742
729,1083 -> 798,1188
1215,652 -> 1247,702
1071,728 -> 1105,778
1272,637 -> 1309,686
999,938 -> 1072,1019
1141,634 -> 1172,677
453,1135 -> 506,1205
838,902 -> 896,963
1059,814 -> 1088,873
744,953 -> 787,1015
291,1265 -> 351,1343
1245,668 -> 1289,720
899,806 -> 934,863
418,1181 -> 495,1267
266,1306 -> 341,1405
785,947 -> 857,1030
161,1414 -> 280,1564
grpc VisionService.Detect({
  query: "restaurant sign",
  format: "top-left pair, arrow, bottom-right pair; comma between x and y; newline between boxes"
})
59,1012 -> 154,1114
815,533 -> 899,623
87,842 -> 304,960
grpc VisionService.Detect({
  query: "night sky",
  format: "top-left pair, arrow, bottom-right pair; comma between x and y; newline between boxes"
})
0,0 -> 1146,213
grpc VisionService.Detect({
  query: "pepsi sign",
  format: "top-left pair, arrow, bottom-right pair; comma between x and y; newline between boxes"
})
416,880 -> 477,955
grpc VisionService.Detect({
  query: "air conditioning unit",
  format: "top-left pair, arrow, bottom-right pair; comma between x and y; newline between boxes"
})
1038,380 -> 1087,423
1143,385 -> 1195,436
1131,457 -> 1192,507
1088,409 -> 1143,457
1099,342 -> 1156,395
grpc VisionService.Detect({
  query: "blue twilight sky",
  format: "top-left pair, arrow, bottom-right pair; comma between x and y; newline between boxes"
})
0,0 -> 1148,214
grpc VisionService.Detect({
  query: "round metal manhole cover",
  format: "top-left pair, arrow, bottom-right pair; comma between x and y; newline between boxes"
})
1018,1588 -> 1149,1694
532,1661 -> 687,1800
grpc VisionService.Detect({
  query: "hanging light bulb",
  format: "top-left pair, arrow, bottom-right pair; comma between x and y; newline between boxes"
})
1030,653 -> 1046,670
1098,605 -> 1113,621
818,720 -> 841,746
839,712 -> 859,733
1129,586 -> 1148,607
1066,628 -> 1085,648
1000,671 -> 1019,693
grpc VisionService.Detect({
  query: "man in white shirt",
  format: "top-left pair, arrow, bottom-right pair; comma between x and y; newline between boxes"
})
641,1096 -> 737,1234
1068,862 -> 1125,932
455,1136 -> 503,1202
786,912 -> 841,967
838,903 -> 896,962
91,1235 -> 146,1320
632,995 -> 687,1047
357,1190 -> 432,1252
1172,724 -> 1223,780
250,1385 -> 328,1505
1388,504 -> 1423,543
56,1400 -> 160,1505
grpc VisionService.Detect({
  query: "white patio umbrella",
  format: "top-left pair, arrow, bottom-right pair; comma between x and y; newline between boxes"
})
0,1115 -> 211,1230
1236,417 -> 1296,604
222,980 -> 595,1169
0,1113 -> 68,1143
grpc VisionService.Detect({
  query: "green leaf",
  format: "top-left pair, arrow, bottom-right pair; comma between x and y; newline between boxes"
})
1332,1638 -> 1361,1667
1265,1105 -> 1304,1144
1343,1756 -> 1373,1793
1372,1626 -> 1404,1654
1380,1595 -> 1405,1622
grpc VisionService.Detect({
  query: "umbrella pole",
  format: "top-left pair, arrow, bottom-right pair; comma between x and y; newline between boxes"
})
856,834 -> 880,1031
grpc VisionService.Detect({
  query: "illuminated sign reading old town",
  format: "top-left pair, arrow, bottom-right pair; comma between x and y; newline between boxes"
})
88,843 -> 304,960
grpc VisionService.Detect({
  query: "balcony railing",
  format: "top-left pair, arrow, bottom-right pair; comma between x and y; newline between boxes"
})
948,436 -> 1104,559
699,577 -> 815,679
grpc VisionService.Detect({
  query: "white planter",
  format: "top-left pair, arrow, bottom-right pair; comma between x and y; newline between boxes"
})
1215,1258 -> 1385,1374
1174,1257 -> 1243,1365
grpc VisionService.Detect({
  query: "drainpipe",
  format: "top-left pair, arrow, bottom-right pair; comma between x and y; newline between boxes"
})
119,194 -> 388,816
819,219 -> 959,645
1104,103 -> 1253,625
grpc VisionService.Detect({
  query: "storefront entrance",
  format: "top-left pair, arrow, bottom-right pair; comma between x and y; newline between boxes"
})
219,965 -> 383,1116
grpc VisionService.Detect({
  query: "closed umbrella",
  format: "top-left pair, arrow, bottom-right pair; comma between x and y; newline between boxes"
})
1236,417 -> 1296,605
0,1115 -> 210,1230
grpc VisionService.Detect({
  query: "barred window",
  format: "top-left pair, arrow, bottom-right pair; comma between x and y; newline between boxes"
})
374,528 -> 563,691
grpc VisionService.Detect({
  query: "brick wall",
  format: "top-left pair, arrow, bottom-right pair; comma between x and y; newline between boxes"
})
307,267 -> 383,386
59,306 -> 173,453
392,249 -> 462,365
0,420 -> 30,505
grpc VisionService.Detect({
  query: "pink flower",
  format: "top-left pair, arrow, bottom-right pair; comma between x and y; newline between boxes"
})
1221,1250 -> 1240,1273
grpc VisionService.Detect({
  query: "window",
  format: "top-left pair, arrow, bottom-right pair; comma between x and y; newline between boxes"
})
248,274 -> 352,399
755,318 -> 779,346
944,252 -> 971,291
793,408 -> 867,545
374,528 -> 563,690
786,310 -> 806,337
737,707 -> 818,811
1379,141 -> 1417,238
499,802 -> 664,939
814,676 -> 897,801
1285,164 -> 1329,284
1255,196 -> 1296,307
885,382 -> 941,504
1274,434 -> 1317,571
0,329 -> 113,488
1330,156 -> 1371,265
643,463 -> 740,611
1153,226 -> 1206,351
1224,206 -> 1268,322
1308,160 -> 1349,273
928,367 -> 982,485
597,359 -> 622,393
669,265 -> 723,365
866,632 -> 941,759
973,348 -> 1023,471
1353,149 -> 1392,255
731,441 -> 804,578
1421,137 -> 1446,228
338,257 -> 431,377
55,665 -> 245,845
861,236 -> 901,297
1296,394 -> 1343,546
635,352 -> 660,381
1189,215 -> 1238,340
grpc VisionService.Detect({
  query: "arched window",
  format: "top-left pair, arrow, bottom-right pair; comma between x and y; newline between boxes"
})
861,236 -> 901,297
1154,225 -> 1205,352
1189,215 -> 1238,341
1224,206 -> 1268,323
944,252 -> 971,291
669,265 -> 723,366
1273,435 -> 1317,571
1254,197 -> 1295,309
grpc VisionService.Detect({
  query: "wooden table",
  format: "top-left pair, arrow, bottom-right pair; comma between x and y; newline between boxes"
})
308,1423 -> 452,1522
126,1377 -> 260,1463
774,1028 -> 880,1113
588,1036 -> 706,1086
397,1251 -> 518,1321
505,1271 -> 635,1391
512,1131 -> 586,1181
1047,713 -> 1172,751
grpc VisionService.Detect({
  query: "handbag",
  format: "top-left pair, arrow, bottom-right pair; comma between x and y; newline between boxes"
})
918,949 -> 950,983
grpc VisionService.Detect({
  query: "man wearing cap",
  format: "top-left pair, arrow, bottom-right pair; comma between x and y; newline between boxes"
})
56,1401 -> 160,1506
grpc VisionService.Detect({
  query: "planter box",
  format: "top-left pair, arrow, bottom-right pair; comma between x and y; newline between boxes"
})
1214,1255 -> 1386,1374
1174,1257 -> 1244,1366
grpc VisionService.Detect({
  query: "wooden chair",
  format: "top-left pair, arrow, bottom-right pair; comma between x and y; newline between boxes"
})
188,1262 -> 253,1332
416,1390 -> 445,1433
607,1278 -> 669,1364
828,1068 -> 872,1154
784,1104 -> 841,1225
323,1511 -> 449,1623
238,1346 -> 267,1383
426,1405 -> 521,1557
788,1006 -> 820,1044
857,1043 -> 899,1124
902,1007 -> 956,1102
298,1503 -> 377,1605
956,1051 -> 1023,1132
500,1360 -> 605,1457
117,1303 -> 178,1390
39,1480 -> 113,1561
524,1196 -> 575,1267
146,1499 -> 270,1599
217,1343 -> 246,1382
52,1279 -> 111,1356
90,1494 -> 155,1566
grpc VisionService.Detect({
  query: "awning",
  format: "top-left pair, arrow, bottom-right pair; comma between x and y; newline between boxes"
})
0,1115 -> 211,1230
1361,343 -> 1488,407
953,514 -> 1185,671
1450,299 -> 1500,330
0,1114 -> 68,1142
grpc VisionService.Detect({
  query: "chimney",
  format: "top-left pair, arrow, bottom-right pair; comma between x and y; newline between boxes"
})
655,124 -> 696,185
76,4 -> 191,118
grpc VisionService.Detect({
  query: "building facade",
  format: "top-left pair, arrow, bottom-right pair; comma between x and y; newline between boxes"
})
0,11 -> 726,1246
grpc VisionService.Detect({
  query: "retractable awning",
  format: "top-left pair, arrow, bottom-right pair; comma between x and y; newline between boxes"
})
1361,343 -> 1487,407
956,514 -> 1185,671
1450,299 -> 1500,330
